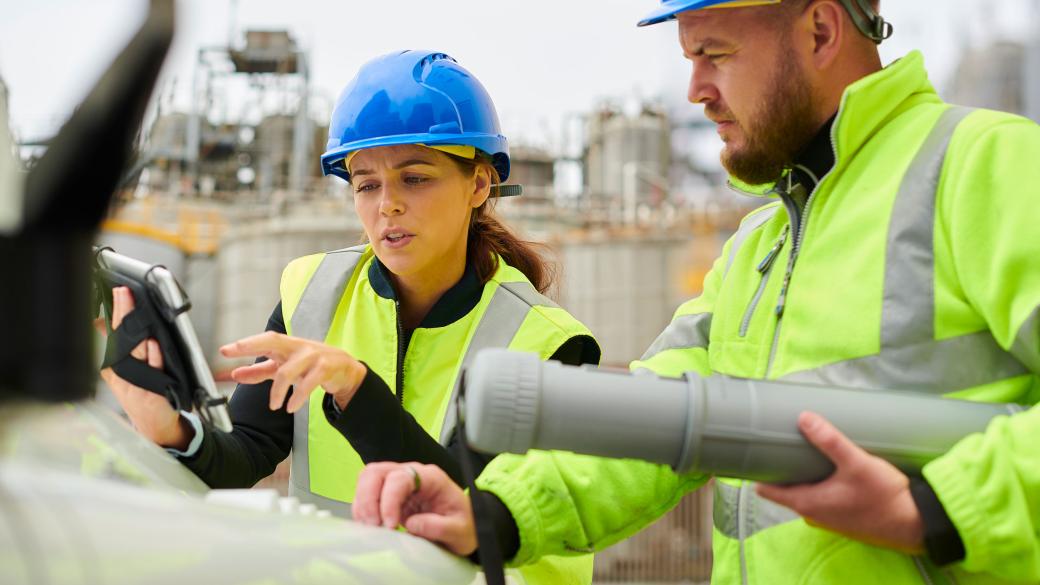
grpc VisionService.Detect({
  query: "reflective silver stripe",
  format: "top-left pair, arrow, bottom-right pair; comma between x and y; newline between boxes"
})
782,330 -> 1028,392
1011,305 -> 1040,374
784,107 -> 1028,392
288,463 -> 353,518
289,246 -> 366,341
871,106 -> 1029,390
640,312 -> 712,361
725,205 -> 781,277
287,246 -> 365,511
713,481 -> 740,538
713,481 -> 799,540
747,483 -> 800,536
290,405 -> 313,504
438,282 -> 541,443
499,280 -> 560,309
881,107 -> 973,350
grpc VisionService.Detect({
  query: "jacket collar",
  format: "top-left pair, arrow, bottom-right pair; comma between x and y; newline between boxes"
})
831,50 -> 941,165
368,256 -> 483,328
728,50 -> 941,197
786,114 -> 835,197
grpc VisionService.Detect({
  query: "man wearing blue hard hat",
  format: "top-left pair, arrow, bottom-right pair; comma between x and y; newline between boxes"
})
354,2 -> 1040,583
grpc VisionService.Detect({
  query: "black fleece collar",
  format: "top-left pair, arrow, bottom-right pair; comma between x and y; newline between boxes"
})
787,114 -> 837,194
368,257 -> 483,328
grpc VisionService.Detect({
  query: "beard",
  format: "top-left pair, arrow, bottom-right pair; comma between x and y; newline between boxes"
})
712,49 -> 821,185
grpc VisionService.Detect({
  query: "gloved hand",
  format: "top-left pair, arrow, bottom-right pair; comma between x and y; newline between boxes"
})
100,286 -> 194,450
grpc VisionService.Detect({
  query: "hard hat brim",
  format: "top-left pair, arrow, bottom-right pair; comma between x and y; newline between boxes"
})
321,132 -> 509,183
637,0 -> 780,27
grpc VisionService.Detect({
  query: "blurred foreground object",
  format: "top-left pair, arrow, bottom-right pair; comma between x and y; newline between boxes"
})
0,2 -> 477,583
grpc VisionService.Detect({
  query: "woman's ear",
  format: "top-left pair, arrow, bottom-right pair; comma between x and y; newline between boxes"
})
470,164 -> 493,208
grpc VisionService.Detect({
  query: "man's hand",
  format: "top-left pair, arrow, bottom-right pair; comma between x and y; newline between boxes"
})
756,411 -> 925,555
220,332 -> 367,413
353,462 -> 478,557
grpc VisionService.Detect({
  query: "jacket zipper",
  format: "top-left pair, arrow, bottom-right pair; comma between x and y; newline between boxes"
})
726,112 -> 842,585
738,481 -> 750,585
395,299 -> 405,405
913,557 -> 937,585
724,182 -> 811,585
739,225 -> 789,337
762,119 -> 841,379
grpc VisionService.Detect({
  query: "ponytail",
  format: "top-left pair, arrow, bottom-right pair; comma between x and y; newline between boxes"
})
468,205 -> 556,294
448,153 -> 556,294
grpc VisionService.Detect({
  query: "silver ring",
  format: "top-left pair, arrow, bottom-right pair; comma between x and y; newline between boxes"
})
407,465 -> 421,493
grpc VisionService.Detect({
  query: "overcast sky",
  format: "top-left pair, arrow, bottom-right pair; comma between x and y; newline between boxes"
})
2,0 -> 1038,150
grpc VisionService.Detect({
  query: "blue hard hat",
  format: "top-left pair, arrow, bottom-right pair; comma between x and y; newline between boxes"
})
321,50 -> 510,182
637,0 -> 891,43
637,0 -> 773,27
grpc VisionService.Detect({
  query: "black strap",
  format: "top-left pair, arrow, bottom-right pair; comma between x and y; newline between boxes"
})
101,308 -> 181,409
454,373 -> 506,585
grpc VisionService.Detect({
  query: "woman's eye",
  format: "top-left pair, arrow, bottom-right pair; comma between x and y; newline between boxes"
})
404,175 -> 430,185
354,183 -> 378,193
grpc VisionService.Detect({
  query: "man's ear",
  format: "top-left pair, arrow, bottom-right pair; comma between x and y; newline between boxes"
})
805,0 -> 845,71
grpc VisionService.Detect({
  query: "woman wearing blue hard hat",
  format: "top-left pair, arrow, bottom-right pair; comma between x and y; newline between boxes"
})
101,50 -> 599,584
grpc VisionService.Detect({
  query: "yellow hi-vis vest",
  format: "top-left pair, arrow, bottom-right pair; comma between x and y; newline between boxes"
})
280,245 -> 598,585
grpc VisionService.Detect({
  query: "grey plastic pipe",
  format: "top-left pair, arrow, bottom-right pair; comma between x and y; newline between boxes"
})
463,349 -> 1022,483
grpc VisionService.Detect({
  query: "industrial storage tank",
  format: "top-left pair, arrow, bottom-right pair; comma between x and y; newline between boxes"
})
584,105 -> 671,202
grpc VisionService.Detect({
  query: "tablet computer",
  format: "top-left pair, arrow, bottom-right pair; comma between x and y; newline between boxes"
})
94,246 -> 233,433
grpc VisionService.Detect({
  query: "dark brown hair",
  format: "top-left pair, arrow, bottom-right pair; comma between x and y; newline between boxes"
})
447,153 -> 556,294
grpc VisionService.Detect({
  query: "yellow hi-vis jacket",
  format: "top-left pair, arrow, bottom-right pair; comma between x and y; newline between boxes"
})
280,245 -> 599,585
475,51 -> 1040,584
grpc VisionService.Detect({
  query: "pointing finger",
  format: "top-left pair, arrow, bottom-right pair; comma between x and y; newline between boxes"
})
220,331 -> 294,360
230,359 -> 280,384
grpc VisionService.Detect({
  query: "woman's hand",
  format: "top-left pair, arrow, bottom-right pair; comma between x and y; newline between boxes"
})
354,462 -> 478,557
756,411 -> 925,555
100,287 -> 193,450
219,332 -> 367,413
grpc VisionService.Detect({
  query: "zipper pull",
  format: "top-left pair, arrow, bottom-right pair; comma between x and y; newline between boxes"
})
775,281 -> 789,316
775,263 -> 795,317
756,226 -> 790,274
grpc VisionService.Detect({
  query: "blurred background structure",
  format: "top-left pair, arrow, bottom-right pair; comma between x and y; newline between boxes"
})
2,0 -> 1037,582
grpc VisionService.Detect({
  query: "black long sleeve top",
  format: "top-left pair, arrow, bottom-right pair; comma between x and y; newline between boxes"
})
178,261 -> 599,491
